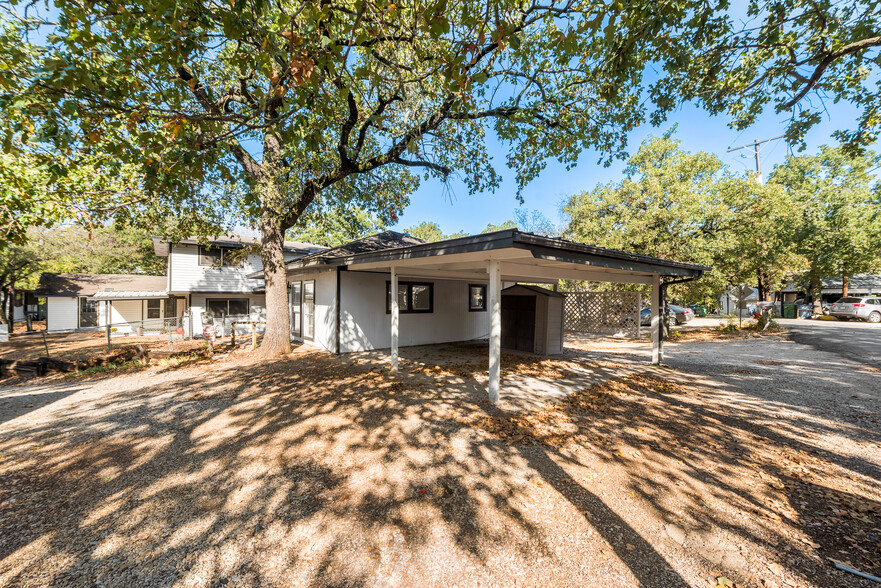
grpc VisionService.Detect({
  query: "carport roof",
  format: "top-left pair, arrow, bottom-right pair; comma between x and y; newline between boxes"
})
277,229 -> 708,285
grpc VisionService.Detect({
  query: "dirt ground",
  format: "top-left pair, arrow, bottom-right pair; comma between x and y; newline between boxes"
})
0,333 -> 878,587
0,331 -> 214,363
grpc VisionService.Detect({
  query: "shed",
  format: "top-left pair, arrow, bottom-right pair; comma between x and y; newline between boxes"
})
501,284 -> 564,356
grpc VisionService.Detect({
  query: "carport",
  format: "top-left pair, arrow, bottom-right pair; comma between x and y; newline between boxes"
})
321,230 -> 707,404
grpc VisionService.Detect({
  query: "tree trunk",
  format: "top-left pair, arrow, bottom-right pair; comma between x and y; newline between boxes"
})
809,271 -> 823,314
756,272 -> 766,302
842,273 -> 849,297
259,214 -> 292,356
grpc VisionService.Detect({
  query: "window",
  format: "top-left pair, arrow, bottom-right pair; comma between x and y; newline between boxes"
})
206,298 -> 249,318
198,246 -> 245,267
386,281 -> 434,314
288,280 -> 315,340
79,297 -> 98,328
147,299 -> 162,319
468,284 -> 487,311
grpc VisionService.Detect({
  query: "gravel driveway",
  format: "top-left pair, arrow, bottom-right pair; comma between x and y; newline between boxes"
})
0,334 -> 878,587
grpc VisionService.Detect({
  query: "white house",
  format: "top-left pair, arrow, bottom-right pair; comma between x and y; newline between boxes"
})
151,235 -> 324,335
265,229 -> 707,403
36,273 -> 169,332
35,235 -> 324,334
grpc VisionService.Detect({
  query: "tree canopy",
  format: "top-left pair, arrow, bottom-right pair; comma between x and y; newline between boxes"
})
769,145 -> 881,308
563,132 -> 802,303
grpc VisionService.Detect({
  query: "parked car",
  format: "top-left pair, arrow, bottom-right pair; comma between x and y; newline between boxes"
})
829,296 -> 881,323
639,305 -> 694,326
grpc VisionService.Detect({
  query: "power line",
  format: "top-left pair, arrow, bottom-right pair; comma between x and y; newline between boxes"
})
727,135 -> 785,185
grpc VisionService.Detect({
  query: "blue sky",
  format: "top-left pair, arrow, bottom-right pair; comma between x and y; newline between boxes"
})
390,99 -> 862,235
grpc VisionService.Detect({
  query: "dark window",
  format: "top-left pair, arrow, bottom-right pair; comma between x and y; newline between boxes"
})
14,292 -> 24,306
198,246 -> 245,267
386,281 -> 433,314
468,284 -> 487,311
79,297 -> 98,327
147,299 -> 161,319
290,282 -> 302,338
838,297 -> 862,303
199,246 -> 222,267
206,298 -> 249,318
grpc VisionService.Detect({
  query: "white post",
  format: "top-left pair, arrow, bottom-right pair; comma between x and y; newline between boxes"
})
651,274 -> 662,364
488,259 -> 502,404
636,291 -> 642,339
390,266 -> 399,373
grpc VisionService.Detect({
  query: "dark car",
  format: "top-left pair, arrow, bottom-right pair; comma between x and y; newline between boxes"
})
640,305 -> 694,326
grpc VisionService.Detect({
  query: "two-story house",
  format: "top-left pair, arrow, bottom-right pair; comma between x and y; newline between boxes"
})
151,235 -> 324,335
35,235 -> 323,334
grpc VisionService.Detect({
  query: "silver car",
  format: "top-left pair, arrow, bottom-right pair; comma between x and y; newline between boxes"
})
830,296 -> 881,323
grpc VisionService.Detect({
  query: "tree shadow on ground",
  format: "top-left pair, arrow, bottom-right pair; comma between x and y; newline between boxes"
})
0,339 -> 877,587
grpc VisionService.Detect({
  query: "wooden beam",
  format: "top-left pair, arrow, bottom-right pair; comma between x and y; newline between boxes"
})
488,259 -> 501,405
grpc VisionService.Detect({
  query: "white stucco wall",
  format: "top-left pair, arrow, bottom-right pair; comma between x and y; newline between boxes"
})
333,271 -> 490,353
47,297 -> 79,331
13,304 -> 25,322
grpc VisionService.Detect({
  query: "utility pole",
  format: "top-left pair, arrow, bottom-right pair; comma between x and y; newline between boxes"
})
727,135 -> 785,185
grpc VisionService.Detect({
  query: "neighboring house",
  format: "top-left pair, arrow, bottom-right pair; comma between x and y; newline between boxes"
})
34,235 -> 325,334
12,290 -> 45,322
152,235 -> 325,335
780,274 -> 881,304
35,273 -> 168,332
717,285 -> 759,314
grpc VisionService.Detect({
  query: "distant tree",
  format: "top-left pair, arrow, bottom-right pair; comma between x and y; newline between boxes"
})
0,245 -> 40,326
563,132 -> 801,303
769,146 -> 881,311
480,220 -> 518,233
289,206 -> 386,248
403,222 -> 466,243
27,225 -> 167,278
513,209 -> 558,236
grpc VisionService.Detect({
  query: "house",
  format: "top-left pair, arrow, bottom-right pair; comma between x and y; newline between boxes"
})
151,235 -> 324,335
267,229 -> 706,403
35,235 -> 325,334
35,273 -> 169,332
780,274 -> 881,305
11,290 -> 45,323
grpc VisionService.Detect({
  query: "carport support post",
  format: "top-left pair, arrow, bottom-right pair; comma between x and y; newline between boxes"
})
390,266 -> 399,373
488,259 -> 501,404
651,274 -> 662,364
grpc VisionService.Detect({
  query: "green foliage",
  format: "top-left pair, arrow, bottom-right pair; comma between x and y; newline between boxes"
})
769,146 -> 881,303
563,132 -> 801,301
653,0 -> 881,151
481,220 -> 518,234
289,206 -> 386,247
403,222 -> 467,242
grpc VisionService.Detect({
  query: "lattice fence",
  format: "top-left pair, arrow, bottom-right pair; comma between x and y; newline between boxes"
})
562,291 -> 641,336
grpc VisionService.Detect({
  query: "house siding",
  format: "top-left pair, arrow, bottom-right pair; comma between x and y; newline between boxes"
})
334,271 -> 490,353
167,244 -> 302,295
47,297 -> 78,331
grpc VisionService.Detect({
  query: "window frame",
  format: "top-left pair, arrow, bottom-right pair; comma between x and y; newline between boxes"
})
198,245 -> 245,268
386,281 -> 434,314
468,284 -> 487,312
205,298 -> 250,318
146,299 -> 162,319
288,280 -> 315,341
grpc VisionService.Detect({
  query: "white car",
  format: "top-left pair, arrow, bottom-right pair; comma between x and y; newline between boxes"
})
830,297 -> 881,323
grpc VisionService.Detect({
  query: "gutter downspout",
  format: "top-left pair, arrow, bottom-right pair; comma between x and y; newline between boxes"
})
660,271 -> 706,350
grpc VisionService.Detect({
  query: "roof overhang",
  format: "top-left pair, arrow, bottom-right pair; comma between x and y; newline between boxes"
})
278,230 -> 707,285
91,291 -> 168,300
